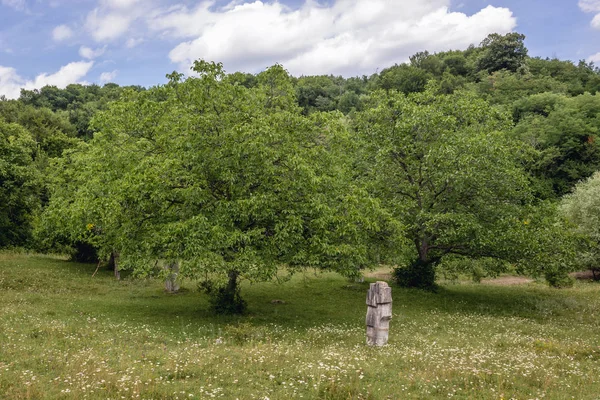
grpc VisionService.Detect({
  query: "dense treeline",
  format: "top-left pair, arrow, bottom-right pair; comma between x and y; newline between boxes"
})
2,33 -> 599,308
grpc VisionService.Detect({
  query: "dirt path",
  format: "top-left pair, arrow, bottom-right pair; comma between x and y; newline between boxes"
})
481,276 -> 534,286
570,270 -> 598,280
363,268 -> 392,281
364,268 -> 535,286
364,268 -> 599,285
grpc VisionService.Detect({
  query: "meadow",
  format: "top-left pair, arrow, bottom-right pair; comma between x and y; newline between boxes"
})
1,252 -> 599,399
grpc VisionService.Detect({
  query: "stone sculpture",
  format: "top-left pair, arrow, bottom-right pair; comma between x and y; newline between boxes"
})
366,281 -> 392,346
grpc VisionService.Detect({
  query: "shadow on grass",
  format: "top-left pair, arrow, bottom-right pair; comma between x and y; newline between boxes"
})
4,255 -> 595,332
394,283 -> 589,323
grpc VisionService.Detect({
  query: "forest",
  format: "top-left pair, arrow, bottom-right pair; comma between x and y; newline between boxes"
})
2,32 -> 600,312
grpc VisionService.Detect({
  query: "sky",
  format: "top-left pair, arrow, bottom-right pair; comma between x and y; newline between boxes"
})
0,0 -> 599,99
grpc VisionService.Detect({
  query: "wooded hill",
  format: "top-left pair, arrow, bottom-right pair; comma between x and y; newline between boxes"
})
2,32 -> 599,308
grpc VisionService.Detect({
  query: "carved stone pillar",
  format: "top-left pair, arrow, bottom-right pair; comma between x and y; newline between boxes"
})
366,281 -> 392,346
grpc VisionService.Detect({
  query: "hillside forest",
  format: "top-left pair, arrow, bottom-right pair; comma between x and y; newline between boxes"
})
2,32 -> 600,312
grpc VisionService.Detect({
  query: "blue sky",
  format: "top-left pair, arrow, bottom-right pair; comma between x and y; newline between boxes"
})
0,0 -> 599,98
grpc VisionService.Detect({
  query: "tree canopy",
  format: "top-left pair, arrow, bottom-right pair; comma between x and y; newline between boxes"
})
38,61 -> 394,312
0,119 -> 40,247
354,86 -> 565,288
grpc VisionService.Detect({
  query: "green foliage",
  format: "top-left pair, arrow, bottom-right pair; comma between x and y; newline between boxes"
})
0,119 -> 40,247
477,32 -> 528,73
437,256 -> 509,283
561,172 -> 600,275
513,93 -> 600,196
476,69 -> 568,106
200,272 -> 248,315
378,64 -> 432,94
410,50 -> 444,76
393,259 -> 436,290
39,61 -> 392,311
527,57 -> 600,96
544,268 -> 575,288
295,74 -> 367,115
442,53 -> 471,76
4,32 -> 597,296
354,86 -> 558,287
508,202 -> 579,287
19,83 -> 145,139
0,101 -> 78,157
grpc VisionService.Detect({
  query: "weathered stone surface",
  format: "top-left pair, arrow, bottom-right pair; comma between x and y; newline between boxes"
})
366,281 -> 392,346
366,326 -> 389,346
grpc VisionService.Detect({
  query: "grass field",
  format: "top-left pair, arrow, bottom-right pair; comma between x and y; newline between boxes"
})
1,252 -> 599,399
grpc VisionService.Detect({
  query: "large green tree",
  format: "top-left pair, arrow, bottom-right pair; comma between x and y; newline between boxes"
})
354,86 -> 552,288
39,61 -> 393,312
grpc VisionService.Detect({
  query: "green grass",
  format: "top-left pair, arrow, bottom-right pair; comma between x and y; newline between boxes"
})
1,252 -> 600,399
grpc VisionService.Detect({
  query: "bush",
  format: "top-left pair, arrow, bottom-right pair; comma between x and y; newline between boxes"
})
199,279 -> 247,315
393,260 -> 436,290
545,269 -> 574,288
70,241 -> 98,263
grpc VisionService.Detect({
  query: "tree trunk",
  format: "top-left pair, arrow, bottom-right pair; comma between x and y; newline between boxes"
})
164,262 -> 180,293
393,239 -> 436,289
107,252 -> 116,271
208,269 -> 246,314
113,252 -> 121,280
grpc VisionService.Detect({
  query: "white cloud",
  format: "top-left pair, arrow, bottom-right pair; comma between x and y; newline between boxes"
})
0,61 -> 94,99
579,0 -> 600,13
153,0 -> 516,76
101,0 -> 141,9
86,9 -> 132,41
125,37 -> 143,48
99,70 -> 118,83
579,0 -> 600,30
592,13 -> 600,29
52,25 -> 74,42
1,0 -> 26,11
588,52 -> 600,64
0,66 -> 22,99
79,45 -> 106,59
85,0 -> 151,42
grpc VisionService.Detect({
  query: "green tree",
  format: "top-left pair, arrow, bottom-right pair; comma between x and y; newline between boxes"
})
0,119 -> 40,247
442,53 -> 471,77
0,101 -> 77,157
39,61 -> 392,312
477,32 -> 528,73
513,93 -> 600,196
354,87 -> 544,288
378,64 -> 432,94
476,69 -> 567,106
560,172 -> 600,279
410,51 -> 444,76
